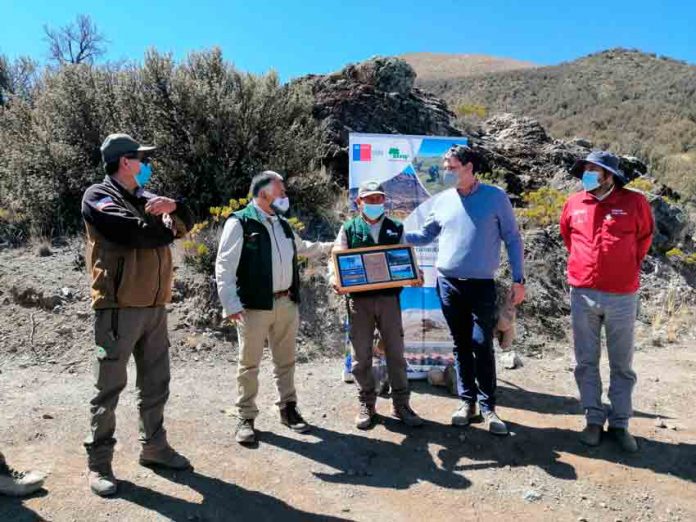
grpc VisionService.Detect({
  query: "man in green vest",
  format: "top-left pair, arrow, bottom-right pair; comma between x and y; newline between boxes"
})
215,171 -> 332,445
331,180 -> 423,430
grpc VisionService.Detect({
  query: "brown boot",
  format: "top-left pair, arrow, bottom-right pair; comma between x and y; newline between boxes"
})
355,403 -> 377,430
393,404 -> 424,427
139,445 -> 192,470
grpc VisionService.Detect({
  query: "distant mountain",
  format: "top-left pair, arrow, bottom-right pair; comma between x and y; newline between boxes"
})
400,53 -> 536,82
417,49 -> 696,196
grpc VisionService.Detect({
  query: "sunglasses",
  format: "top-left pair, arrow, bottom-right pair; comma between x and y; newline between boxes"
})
123,154 -> 151,165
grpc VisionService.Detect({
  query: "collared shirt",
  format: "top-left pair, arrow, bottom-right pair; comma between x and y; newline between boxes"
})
589,185 -> 615,202
215,200 -> 332,316
457,179 -> 480,197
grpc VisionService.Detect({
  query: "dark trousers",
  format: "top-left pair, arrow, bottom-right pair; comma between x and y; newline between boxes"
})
84,307 -> 171,467
437,277 -> 497,412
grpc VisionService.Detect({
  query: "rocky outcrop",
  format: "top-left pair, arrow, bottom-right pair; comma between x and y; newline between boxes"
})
294,57 -> 460,184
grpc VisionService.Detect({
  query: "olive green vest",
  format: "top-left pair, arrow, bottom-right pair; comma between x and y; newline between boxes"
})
234,204 -> 300,311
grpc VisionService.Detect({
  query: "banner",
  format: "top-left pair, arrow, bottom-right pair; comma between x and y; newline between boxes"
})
348,132 -> 469,377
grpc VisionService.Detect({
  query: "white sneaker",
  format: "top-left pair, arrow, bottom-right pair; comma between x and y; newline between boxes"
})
0,462 -> 45,497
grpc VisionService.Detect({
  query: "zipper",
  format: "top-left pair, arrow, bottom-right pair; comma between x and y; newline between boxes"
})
153,248 -> 161,306
270,221 -> 284,265
114,257 -> 125,304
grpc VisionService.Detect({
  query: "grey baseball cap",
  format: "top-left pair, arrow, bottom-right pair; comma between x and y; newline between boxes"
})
100,133 -> 156,163
358,180 -> 386,197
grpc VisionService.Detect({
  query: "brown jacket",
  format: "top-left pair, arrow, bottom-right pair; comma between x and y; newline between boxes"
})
82,176 -> 193,309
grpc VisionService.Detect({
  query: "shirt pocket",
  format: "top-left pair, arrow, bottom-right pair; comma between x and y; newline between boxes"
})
603,215 -> 635,239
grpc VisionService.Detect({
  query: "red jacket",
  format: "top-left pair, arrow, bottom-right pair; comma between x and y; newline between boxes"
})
559,187 -> 654,294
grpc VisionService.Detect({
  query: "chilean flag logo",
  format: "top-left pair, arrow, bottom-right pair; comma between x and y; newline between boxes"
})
352,143 -> 372,162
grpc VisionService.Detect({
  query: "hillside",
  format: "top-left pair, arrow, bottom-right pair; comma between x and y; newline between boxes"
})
417,49 -> 696,196
400,52 -> 536,81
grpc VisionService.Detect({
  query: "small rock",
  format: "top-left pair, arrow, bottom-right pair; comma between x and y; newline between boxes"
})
42,414 -> 54,420
655,417 -> 667,429
60,287 -> 73,299
524,490 -> 542,502
600,502 -> 608,508
500,351 -> 523,369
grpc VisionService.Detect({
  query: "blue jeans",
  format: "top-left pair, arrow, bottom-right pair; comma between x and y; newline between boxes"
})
437,277 -> 497,412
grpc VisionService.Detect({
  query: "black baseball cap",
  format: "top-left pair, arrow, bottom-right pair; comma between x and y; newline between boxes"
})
100,133 -> 156,163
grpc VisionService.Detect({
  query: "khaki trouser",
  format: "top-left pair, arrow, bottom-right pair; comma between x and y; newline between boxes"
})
236,296 -> 299,419
349,293 -> 410,407
84,307 -> 171,467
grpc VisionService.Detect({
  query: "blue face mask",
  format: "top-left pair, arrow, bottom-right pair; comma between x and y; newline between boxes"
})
135,162 -> 152,187
442,170 -> 457,186
362,203 -> 385,221
582,170 -> 601,192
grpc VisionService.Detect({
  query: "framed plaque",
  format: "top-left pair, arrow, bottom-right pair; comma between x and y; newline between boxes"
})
332,244 -> 422,293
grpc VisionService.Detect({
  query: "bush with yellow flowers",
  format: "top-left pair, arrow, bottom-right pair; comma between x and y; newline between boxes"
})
182,197 -> 305,275
665,247 -> 696,266
517,187 -> 567,228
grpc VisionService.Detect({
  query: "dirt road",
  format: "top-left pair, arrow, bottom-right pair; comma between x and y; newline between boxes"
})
1,344 -> 695,521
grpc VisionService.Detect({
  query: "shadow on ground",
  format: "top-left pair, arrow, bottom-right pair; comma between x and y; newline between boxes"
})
119,470 -> 351,522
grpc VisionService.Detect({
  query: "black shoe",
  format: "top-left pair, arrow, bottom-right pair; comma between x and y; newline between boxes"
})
280,402 -> 310,433
608,427 -> 639,453
235,418 -> 256,444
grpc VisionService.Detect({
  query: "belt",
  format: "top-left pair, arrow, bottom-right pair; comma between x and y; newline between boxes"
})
273,289 -> 291,299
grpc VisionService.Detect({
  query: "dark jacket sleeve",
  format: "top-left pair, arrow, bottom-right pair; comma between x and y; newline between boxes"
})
82,186 -> 175,249
171,199 -> 195,238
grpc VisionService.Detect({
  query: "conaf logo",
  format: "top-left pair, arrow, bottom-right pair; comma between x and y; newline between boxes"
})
387,147 -> 409,161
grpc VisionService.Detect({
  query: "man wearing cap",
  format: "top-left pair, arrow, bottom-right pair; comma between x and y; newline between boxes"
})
405,145 -> 525,436
330,180 -> 423,430
81,133 -> 194,496
216,170 -> 332,445
560,151 -> 654,452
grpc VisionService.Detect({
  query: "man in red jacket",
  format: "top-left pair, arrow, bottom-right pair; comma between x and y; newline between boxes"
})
560,151 -> 654,453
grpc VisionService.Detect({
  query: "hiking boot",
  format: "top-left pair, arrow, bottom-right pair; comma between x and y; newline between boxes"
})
451,401 -> 477,426
0,461 -> 45,497
608,427 -> 639,453
280,402 -> 310,433
355,403 -> 376,430
393,404 -> 424,427
235,418 -> 256,444
579,424 -> 603,447
88,464 -> 117,497
483,410 -> 508,436
139,445 -> 192,470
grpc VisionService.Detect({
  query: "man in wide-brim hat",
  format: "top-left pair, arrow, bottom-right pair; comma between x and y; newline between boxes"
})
560,150 -> 654,453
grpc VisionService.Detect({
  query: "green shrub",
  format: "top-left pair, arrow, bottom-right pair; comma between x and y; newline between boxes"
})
0,48 -> 322,238
518,187 -> 567,227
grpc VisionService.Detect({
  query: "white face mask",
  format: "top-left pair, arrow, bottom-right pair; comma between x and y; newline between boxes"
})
271,196 -> 290,214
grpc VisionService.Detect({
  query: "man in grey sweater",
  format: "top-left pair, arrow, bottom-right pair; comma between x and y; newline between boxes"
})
406,145 -> 525,435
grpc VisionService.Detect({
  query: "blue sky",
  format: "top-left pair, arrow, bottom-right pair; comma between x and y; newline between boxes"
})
1,0 -> 693,79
